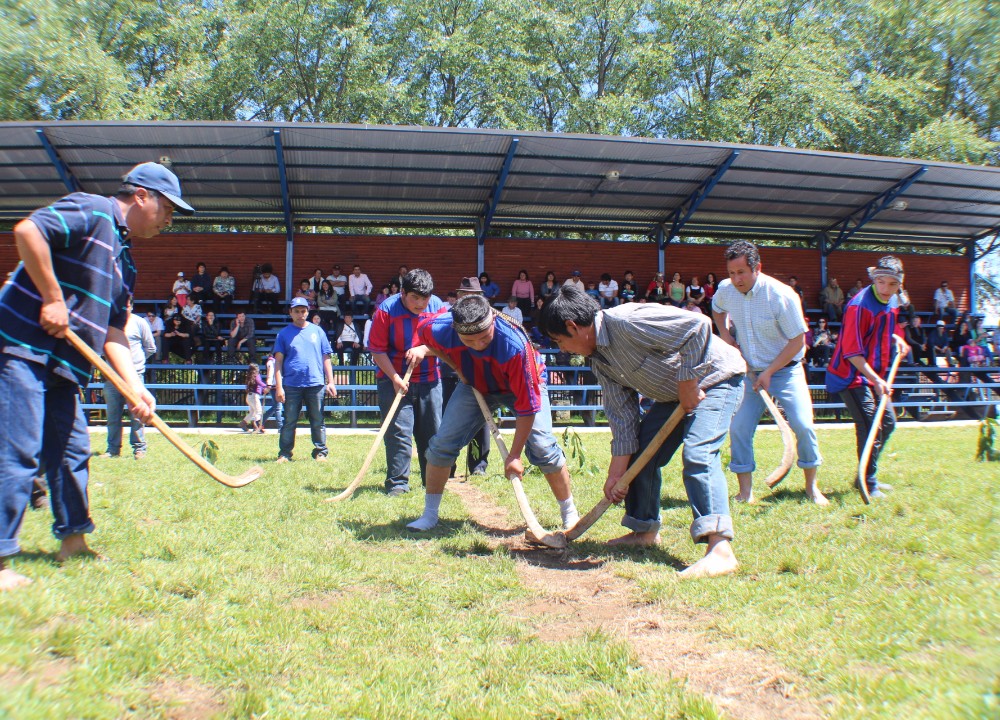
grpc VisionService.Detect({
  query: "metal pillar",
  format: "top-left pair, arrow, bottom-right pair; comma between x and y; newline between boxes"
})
968,239 -> 977,314
477,137 -> 519,275
273,129 -> 295,301
818,233 -> 828,288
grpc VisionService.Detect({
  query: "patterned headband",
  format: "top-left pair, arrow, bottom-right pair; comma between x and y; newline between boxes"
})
867,265 -> 904,282
453,314 -> 494,335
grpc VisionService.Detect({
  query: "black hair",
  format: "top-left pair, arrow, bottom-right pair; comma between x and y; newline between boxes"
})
401,268 -> 434,296
452,294 -> 492,325
600,272 -> 612,282
261,263 -> 273,274
537,286 -> 599,338
724,240 -> 760,270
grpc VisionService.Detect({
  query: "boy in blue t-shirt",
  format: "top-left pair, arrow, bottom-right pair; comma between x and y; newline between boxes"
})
274,297 -> 338,462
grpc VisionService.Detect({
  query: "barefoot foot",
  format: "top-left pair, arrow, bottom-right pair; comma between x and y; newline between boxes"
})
733,493 -> 755,504
55,534 -> 104,564
807,489 -> 830,506
607,531 -> 661,547
679,538 -> 738,580
0,566 -> 33,591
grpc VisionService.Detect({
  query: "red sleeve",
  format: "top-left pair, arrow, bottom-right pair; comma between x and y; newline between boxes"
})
505,346 -> 543,416
367,307 -> 391,354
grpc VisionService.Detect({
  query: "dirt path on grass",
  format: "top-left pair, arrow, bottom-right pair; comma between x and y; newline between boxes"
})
448,480 -> 827,720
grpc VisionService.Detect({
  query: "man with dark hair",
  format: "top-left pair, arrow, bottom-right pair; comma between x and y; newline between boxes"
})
712,240 -> 828,505
405,295 -> 578,532
0,161 -> 192,591
226,311 -> 256,363
539,286 -> 746,578
368,269 -> 445,495
255,263 -> 281,314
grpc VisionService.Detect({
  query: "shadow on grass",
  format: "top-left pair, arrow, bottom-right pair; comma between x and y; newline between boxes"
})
338,518 -> 467,543
766,487 -> 857,504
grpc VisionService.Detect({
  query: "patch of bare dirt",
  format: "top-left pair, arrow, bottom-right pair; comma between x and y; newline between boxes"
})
449,480 -> 828,720
146,677 -> 227,720
0,656 -> 73,692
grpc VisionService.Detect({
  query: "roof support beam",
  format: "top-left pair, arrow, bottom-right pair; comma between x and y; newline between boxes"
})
967,239 -> 978,313
972,227 -> 1000,261
35,128 -> 81,193
822,166 -> 927,256
476,138 -> 519,273
657,150 -> 739,241
273,129 -> 295,301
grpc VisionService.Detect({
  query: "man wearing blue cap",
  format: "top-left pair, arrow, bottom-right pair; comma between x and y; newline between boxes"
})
274,296 -> 338,463
0,162 -> 194,592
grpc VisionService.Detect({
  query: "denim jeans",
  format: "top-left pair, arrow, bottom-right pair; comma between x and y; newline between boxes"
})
377,378 -> 442,491
623,376 -> 744,543
262,389 -> 283,427
278,385 -> 327,459
840,386 -> 895,491
729,363 -> 822,473
425,383 -> 565,473
104,371 -> 147,456
441,375 -> 491,473
0,353 -> 95,556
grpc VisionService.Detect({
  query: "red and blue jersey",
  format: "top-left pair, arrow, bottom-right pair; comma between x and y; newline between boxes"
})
825,286 -> 903,393
368,293 -> 445,383
418,312 -> 547,416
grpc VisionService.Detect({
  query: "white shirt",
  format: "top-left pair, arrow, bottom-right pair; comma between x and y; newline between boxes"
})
348,273 -> 372,296
933,287 -> 955,309
712,272 -> 808,370
326,273 -> 348,296
598,279 -> 618,299
501,306 -> 523,325
259,274 -> 280,293
338,323 -> 360,344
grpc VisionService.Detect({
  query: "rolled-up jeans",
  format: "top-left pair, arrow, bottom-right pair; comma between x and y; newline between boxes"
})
622,375 -> 744,543
0,353 -> 94,557
104,370 -> 147,456
278,385 -> 327,459
425,383 -> 565,474
728,363 -> 822,473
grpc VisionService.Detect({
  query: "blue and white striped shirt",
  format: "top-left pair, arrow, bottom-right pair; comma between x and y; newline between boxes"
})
0,193 -> 135,383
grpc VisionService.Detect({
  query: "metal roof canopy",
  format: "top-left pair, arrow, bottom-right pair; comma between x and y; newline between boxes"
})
2,121 -> 999,253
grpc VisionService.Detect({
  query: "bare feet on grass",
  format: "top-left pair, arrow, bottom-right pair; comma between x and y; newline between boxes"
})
54,534 -> 103,564
733,493 -> 755,504
607,531 -> 661,547
679,537 -> 738,580
807,489 -> 830,506
0,563 -> 32,591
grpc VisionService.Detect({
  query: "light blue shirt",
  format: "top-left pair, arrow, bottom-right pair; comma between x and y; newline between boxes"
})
274,323 -> 332,387
712,273 -> 807,370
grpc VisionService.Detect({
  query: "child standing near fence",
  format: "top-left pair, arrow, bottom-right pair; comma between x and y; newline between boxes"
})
242,363 -> 267,433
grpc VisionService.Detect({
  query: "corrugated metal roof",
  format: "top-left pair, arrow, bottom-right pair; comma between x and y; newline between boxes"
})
1,120 -> 998,249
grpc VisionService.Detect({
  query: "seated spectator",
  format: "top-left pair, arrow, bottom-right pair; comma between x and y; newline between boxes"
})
683,298 -> 703,314
585,281 -> 601,303
622,270 -> 636,293
897,287 -> 916,326
162,296 -> 180,322
253,263 -> 281,314
808,317 -> 834,367
294,279 -> 317,309
145,310 -> 164,362
703,272 -> 718,308
961,336 -> 986,367
686,275 -> 705,308
533,295 -> 545,320
787,275 -> 805,312
445,291 -> 458,309
951,320 -> 972,356
478,272 -> 500,300
539,271 -> 559,300
374,284 -> 392,308
646,272 -> 666,303
668,272 -> 685,307
597,273 -> 619,308
934,280 -> 958,323
501,296 -> 523,325
348,264 -> 373,316
620,280 -> 637,303
389,281 -> 400,297
162,315 -> 193,364
189,262 -> 212,306
846,279 -> 864,302
928,320 -> 953,366
820,278 -> 845,321
391,265 -> 409,291
326,264 -> 348,309
193,310 -> 222,363
172,271 -> 191,307
226,311 -> 257,363
316,279 -> 341,332
213,266 -> 236,315
511,269 -> 534,317
563,270 -> 585,291
905,315 -> 930,365
336,314 -> 362,366
308,268 -> 326,294
181,299 -> 203,330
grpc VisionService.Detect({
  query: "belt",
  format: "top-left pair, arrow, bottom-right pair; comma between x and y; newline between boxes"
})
752,359 -> 799,374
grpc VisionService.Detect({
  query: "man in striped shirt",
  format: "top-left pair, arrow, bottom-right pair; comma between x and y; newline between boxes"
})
712,241 -> 828,506
367,269 -> 445,496
405,294 -> 578,532
0,162 -> 193,592
825,256 -> 909,500
539,286 -> 746,579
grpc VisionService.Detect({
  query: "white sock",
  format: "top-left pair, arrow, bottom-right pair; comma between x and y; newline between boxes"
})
559,496 -> 579,529
406,494 -> 443,531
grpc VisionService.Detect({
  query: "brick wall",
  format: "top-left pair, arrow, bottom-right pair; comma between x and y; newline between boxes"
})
0,231 -> 971,314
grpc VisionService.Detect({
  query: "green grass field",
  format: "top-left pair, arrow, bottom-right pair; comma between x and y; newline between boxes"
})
0,425 -> 996,719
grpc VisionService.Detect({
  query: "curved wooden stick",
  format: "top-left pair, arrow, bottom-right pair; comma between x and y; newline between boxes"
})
326,362 -> 415,502
66,329 -> 262,488
744,367 -> 796,489
471,388 -> 567,549
857,350 -> 903,504
565,405 -> 686,542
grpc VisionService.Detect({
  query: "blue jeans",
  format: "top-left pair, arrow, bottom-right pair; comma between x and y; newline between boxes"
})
729,363 -> 822,473
840,386 -> 895,491
350,294 -> 371,316
623,376 -> 744,543
377,378 -> 442,491
425,383 -> 565,473
104,371 -> 147,456
262,389 -> 283,427
278,385 -> 327,459
0,354 -> 95,556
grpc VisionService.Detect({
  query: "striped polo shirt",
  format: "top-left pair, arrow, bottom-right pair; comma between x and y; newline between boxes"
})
0,192 -> 135,383
825,285 -> 902,393
417,311 -> 546,416
367,293 -> 445,383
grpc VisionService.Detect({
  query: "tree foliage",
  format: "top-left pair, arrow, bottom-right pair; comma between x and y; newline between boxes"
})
0,0 -> 996,163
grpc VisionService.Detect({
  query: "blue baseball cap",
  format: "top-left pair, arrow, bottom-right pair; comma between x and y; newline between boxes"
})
123,162 -> 195,215
289,297 -> 310,309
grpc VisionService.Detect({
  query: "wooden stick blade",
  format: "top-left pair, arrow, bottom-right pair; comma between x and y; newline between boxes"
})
856,351 -> 904,504
762,391 -> 796,488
